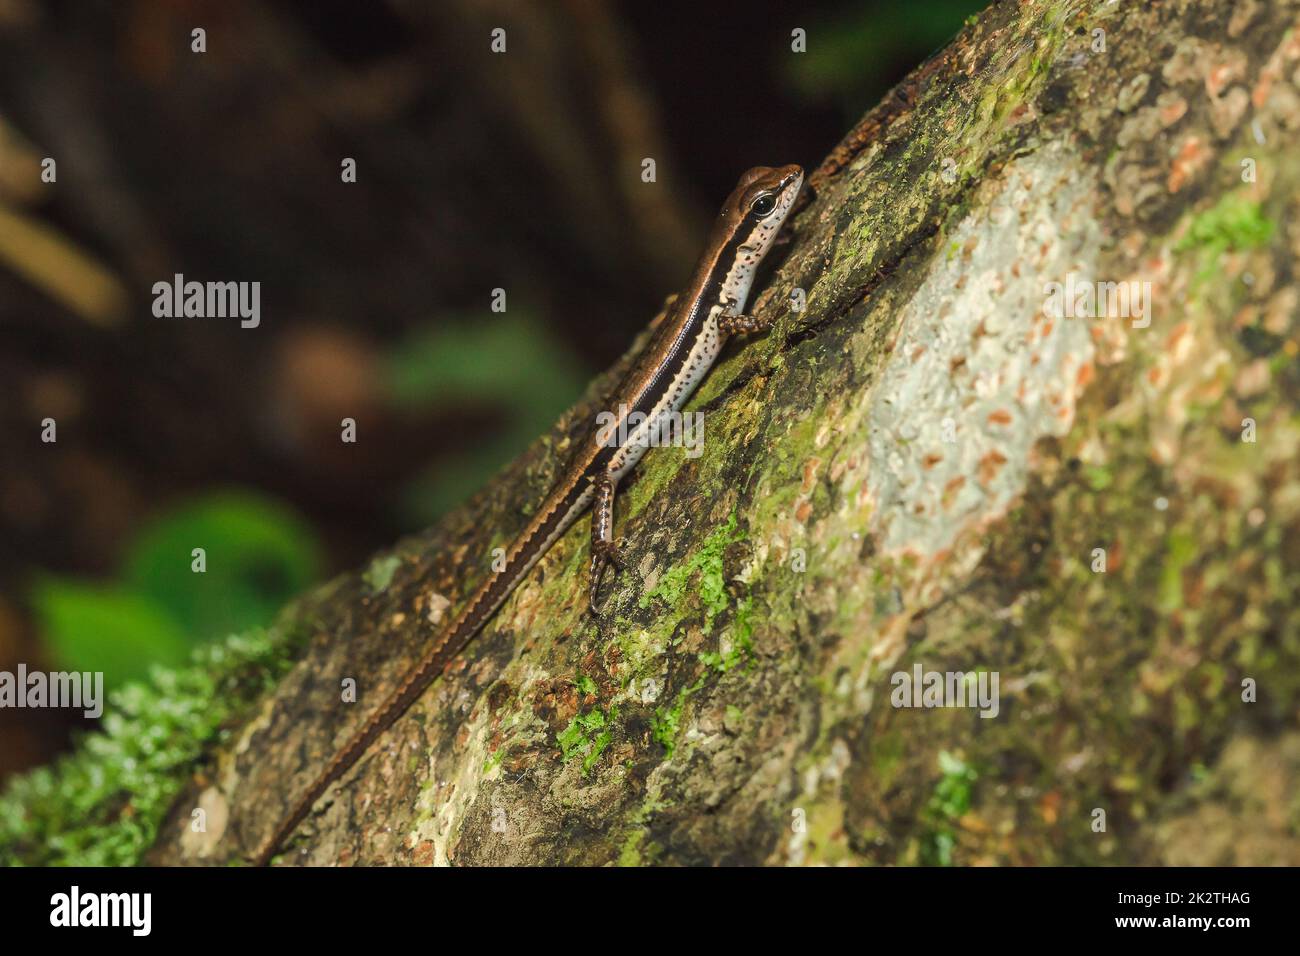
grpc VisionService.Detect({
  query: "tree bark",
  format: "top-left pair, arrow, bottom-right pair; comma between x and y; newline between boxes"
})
148,0 -> 1300,865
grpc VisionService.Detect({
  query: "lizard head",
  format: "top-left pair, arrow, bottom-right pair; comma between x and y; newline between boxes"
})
678,163 -> 805,318
719,163 -> 804,260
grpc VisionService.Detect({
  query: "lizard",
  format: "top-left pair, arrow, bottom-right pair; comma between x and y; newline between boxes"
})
252,163 -> 804,865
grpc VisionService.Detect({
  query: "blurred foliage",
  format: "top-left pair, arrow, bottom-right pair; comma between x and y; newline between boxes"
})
123,492 -> 321,640
30,492 -> 322,683
782,0 -> 987,117
384,313 -> 587,523
922,750 -> 978,866
29,582 -> 191,683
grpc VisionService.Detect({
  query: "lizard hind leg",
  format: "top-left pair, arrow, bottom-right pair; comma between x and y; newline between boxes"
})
588,474 -> 623,613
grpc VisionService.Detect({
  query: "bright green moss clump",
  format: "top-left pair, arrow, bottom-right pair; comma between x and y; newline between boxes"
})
1177,193 -> 1275,254
0,627 -> 301,866
1177,193 -> 1276,289
640,513 -> 746,632
558,704 -> 619,775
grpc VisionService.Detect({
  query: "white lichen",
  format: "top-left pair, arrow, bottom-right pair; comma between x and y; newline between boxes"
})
866,141 -> 1099,560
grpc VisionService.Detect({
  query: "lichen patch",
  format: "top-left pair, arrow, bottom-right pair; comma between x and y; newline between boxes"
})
865,141 -> 1099,559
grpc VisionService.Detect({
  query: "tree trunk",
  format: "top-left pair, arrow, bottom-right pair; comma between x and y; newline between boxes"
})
48,0 -> 1300,865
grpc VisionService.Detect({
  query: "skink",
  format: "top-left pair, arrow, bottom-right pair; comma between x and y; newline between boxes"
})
253,163 -> 804,865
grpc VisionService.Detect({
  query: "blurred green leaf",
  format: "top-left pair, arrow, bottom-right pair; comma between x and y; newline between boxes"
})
782,0 -> 987,117
122,491 -> 323,641
398,431 -> 538,524
384,314 -> 587,522
28,490 -> 321,696
384,312 -> 584,415
30,580 -> 191,683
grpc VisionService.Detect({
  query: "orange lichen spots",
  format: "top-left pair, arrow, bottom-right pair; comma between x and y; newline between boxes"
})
1252,29 -> 1300,107
410,841 -> 436,866
1205,58 -> 1244,98
922,453 -> 944,470
1108,539 -> 1125,573
987,409 -> 1013,426
801,458 -> 822,493
1168,135 -> 1209,193
1232,305 -> 1258,330
1157,92 -> 1188,127
1076,360 -> 1095,389
941,475 -> 966,510
1166,322 -> 1195,363
978,450 -> 1007,485
1038,790 -> 1061,826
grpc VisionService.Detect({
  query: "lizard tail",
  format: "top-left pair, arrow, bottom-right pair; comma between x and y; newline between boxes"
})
249,628 -> 464,866
251,478 -> 592,866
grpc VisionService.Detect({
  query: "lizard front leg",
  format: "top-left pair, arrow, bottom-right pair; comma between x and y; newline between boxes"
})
588,473 -> 623,612
718,312 -> 773,335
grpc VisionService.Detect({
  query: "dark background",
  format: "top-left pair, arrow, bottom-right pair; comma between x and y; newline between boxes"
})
0,0 -> 985,779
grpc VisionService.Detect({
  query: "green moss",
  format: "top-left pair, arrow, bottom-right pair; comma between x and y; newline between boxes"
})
618,788 -> 674,866
1084,465 -> 1113,491
699,596 -> 756,673
1157,529 -> 1198,613
640,513 -> 745,632
362,554 -> 401,593
557,705 -> 618,775
1176,193 -> 1276,290
919,750 -> 978,866
0,625 -> 304,866
612,626 -> 666,690
650,676 -> 707,758
481,749 -> 505,775
623,450 -> 686,521
650,697 -> 683,755
1176,194 -> 1275,254
618,827 -> 645,866
573,674 -> 597,696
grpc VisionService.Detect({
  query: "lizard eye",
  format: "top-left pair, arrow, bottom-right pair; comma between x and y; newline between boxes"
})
751,193 -> 776,216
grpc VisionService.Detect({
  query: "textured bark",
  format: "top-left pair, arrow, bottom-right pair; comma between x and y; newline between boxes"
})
152,0 -> 1300,866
